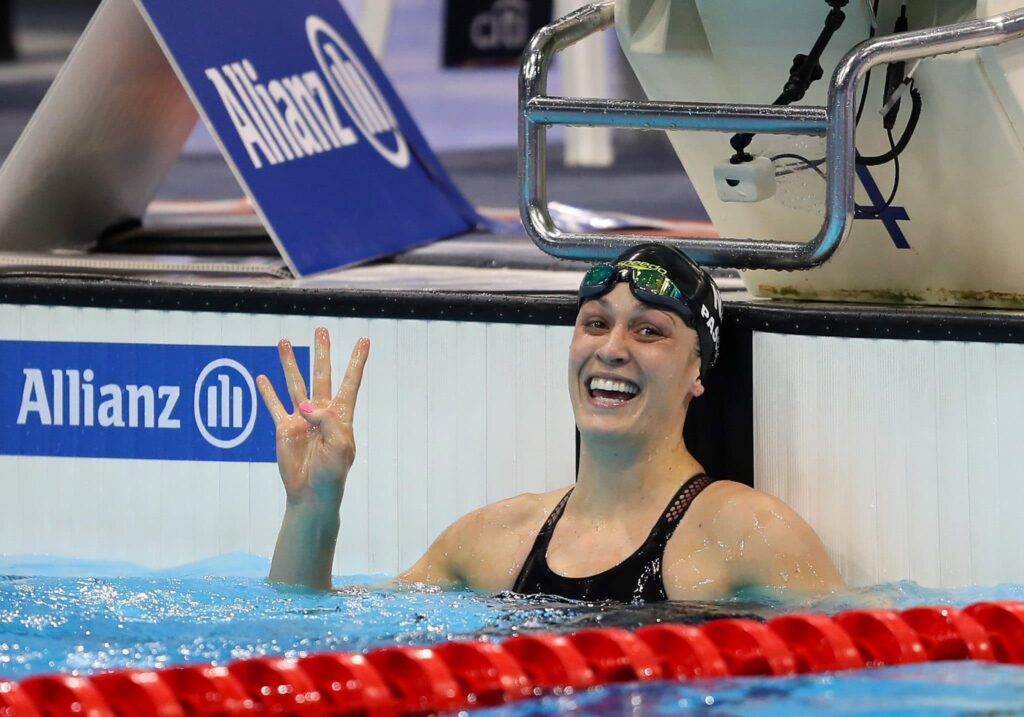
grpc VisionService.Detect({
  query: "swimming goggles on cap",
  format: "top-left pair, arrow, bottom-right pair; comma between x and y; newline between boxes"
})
578,260 -> 694,321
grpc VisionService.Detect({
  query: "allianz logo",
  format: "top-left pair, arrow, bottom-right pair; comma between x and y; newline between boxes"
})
15,359 -> 258,450
204,15 -> 409,171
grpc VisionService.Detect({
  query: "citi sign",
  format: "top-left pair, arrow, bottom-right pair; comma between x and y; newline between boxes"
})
205,16 -> 409,170
0,341 -> 308,462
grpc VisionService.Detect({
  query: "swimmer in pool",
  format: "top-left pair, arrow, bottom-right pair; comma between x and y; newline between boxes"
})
257,243 -> 845,602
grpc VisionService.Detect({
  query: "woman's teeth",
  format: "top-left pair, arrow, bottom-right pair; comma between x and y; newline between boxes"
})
588,377 -> 640,400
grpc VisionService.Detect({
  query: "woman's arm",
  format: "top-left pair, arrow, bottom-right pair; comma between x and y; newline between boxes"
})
716,484 -> 846,594
257,328 -> 368,590
397,493 -> 554,591
395,519 -> 469,588
664,482 -> 845,600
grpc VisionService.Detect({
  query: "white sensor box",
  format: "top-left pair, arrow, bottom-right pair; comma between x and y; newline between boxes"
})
713,156 -> 777,202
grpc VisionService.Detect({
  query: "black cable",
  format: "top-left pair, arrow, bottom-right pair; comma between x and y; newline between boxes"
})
856,128 -> 900,216
771,80 -> 920,181
881,4 -> 910,129
771,153 -> 826,180
857,82 -> 921,166
772,0 -> 883,177
855,65 -> 873,126
730,0 -> 849,163
769,0 -> 876,184
854,0 -> 882,126
734,0 -> 916,220
741,0 -> 891,174
855,64 -> 873,125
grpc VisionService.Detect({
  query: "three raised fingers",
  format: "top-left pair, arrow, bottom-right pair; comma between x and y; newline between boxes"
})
263,332 -> 369,426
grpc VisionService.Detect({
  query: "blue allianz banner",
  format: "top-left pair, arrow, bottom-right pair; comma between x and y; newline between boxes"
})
0,341 -> 309,463
134,0 -> 478,275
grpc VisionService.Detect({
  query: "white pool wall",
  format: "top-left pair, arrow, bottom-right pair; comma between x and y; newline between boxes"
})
755,331 -> 1024,588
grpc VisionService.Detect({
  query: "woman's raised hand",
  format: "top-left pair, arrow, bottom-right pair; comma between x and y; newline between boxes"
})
256,327 -> 369,511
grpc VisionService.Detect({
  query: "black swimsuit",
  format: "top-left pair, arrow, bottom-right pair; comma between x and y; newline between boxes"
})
512,473 -> 718,603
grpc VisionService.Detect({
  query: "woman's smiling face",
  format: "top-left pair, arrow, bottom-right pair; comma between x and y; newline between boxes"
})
568,283 -> 704,444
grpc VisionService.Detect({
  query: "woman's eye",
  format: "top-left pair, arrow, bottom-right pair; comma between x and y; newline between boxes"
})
584,318 -> 608,331
637,325 -> 663,338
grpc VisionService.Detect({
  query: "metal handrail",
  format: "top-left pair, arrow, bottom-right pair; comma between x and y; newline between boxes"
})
518,0 -> 1024,269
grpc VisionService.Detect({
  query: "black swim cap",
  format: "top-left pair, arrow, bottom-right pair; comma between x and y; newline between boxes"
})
577,243 -> 722,378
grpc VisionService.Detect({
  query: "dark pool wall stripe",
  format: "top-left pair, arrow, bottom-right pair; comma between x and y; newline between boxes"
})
728,301 -> 1024,344
6,276 -> 1024,343
0,277 -> 580,326
2,601 -> 1022,716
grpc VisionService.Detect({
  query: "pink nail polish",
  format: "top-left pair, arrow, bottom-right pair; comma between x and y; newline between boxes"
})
299,401 -> 313,413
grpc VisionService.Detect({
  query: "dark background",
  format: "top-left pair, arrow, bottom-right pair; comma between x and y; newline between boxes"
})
443,0 -> 552,67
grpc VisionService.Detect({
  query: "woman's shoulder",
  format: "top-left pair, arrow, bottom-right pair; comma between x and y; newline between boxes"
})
435,487 -> 572,592
458,486 -> 572,537
695,479 -> 775,507
682,480 -> 791,540
685,480 -> 827,557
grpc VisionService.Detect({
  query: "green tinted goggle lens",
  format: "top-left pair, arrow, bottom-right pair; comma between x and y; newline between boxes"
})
630,268 -> 683,300
581,263 -> 617,287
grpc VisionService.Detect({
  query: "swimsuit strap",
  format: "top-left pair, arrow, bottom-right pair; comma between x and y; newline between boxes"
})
641,473 -> 717,554
526,488 -> 574,562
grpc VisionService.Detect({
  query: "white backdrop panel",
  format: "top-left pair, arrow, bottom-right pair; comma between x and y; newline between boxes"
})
0,305 -> 576,576
754,331 -> 1024,587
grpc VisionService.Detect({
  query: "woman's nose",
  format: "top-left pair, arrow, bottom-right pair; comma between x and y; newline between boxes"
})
596,326 -> 630,365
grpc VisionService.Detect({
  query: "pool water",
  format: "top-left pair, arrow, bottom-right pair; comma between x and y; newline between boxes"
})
476,663 -> 1024,716
0,554 -> 772,678
3,554 -> 1024,715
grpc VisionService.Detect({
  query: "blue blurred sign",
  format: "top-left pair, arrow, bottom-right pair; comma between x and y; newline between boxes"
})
134,0 -> 478,275
0,341 -> 308,462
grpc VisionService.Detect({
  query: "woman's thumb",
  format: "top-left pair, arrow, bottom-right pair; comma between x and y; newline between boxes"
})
298,401 -> 323,427
298,402 -> 347,445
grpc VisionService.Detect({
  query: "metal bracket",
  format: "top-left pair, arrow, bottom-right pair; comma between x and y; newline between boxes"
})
519,0 -> 1024,269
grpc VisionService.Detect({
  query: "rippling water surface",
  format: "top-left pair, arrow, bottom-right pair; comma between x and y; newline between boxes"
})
2,554 -> 1024,715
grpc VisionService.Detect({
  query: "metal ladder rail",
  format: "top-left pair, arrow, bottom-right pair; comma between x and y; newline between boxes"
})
519,0 -> 1024,270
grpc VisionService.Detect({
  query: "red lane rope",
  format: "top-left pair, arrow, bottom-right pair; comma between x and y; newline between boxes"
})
2,600 -> 1022,716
